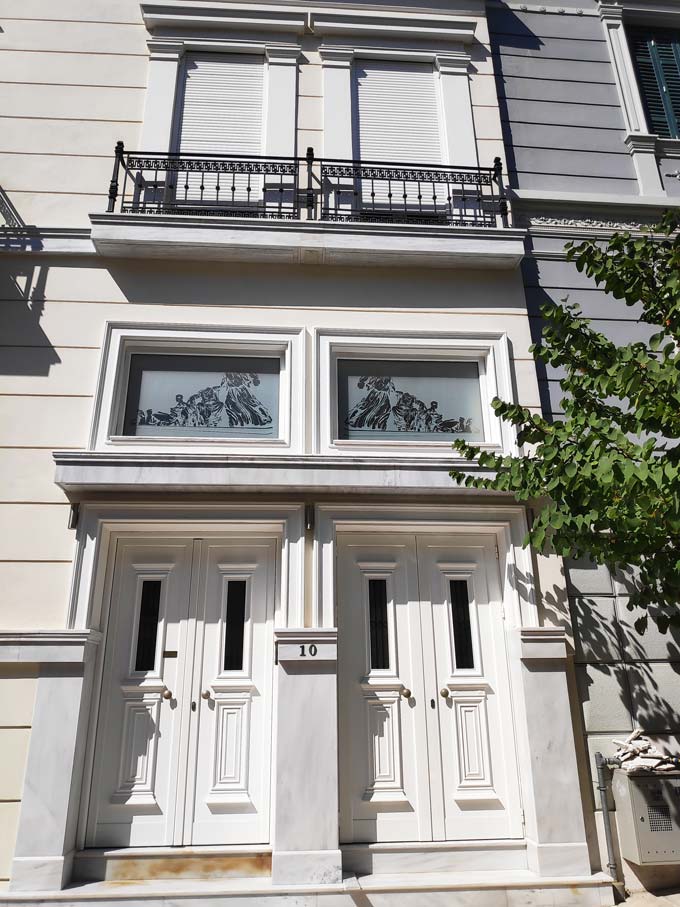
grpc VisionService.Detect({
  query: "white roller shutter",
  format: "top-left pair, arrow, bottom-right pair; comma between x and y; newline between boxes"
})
352,60 -> 443,164
178,53 -> 264,156
176,53 -> 265,206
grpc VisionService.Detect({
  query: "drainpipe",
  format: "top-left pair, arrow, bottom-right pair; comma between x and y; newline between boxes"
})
595,752 -> 625,895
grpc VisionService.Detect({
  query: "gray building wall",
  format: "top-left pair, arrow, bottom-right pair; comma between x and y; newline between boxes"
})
487,0 -> 638,195
489,0 -> 680,885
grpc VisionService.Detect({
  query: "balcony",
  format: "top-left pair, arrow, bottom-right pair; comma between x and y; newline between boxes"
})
89,143 -> 525,268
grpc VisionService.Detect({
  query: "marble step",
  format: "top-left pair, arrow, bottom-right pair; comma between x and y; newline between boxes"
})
71,846 -> 271,883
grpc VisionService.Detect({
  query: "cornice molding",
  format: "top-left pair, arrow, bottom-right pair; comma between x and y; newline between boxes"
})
141,2 -> 477,43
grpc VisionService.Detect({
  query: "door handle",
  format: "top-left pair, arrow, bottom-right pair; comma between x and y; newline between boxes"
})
162,687 -> 173,700
440,687 -> 450,699
400,687 -> 412,699
201,690 -> 212,700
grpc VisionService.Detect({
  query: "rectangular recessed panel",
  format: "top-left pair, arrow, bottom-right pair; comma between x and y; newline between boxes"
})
135,580 -> 161,672
368,578 -> 389,670
224,580 -> 247,671
450,580 -> 474,670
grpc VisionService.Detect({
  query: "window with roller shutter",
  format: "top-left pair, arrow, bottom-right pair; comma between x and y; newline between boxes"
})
352,59 -> 445,164
629,29 -> 680,139
174,53 -> 266,207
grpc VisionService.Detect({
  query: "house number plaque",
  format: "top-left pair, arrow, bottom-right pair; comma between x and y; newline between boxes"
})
274,629 -> 338,664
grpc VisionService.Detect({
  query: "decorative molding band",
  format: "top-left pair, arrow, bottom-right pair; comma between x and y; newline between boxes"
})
0,630 -> 102,665
141,3 -> 307,35
310,11 -> 476,43
487,1 -> 596,15
525,216 -> 649,231
517,628 -> 568,662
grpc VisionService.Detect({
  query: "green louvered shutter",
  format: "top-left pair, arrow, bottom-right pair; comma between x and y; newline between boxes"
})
629,29 -> 680,139
630,31 -> 678,137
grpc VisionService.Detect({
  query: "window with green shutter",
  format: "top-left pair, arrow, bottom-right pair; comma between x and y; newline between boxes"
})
629,28 -> 680,139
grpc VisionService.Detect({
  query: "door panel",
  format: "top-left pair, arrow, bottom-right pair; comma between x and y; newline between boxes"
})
417,535 -> 523,841
338,534 -> 432,843
338,531 -> 522,846
87,540 -> 195,847
88,536 -> 276,849
187,538 -> 276,844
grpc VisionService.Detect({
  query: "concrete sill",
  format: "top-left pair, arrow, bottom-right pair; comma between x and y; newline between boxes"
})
89,213 -> 526,269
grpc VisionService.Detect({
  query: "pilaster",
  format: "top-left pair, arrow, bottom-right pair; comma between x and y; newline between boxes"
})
511,628 -> 591,878
436,51 -> 478,167
319,48 -> 355,160
271,628 -> 341,886
139,40 -> 185,152
264,45 -> 300,158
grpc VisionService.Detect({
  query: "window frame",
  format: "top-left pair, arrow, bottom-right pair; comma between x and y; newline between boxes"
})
314,329 -> 516,458
91,323 -> 304,454
628,26 -> 680,139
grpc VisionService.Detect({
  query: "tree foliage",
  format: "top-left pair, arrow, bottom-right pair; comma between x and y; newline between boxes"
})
451,212 -> 680,632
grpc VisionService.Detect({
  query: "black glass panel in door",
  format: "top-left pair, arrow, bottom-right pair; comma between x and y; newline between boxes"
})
135,580 -> 162,671
368,578 -> 390,670
450,580 -> 474,670
224,580 -> 247,671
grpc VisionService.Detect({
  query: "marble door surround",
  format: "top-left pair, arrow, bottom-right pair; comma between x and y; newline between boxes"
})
6,503 -> 590,891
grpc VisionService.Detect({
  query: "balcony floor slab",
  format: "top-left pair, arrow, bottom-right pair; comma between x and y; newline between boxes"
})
89,213 -> 525,269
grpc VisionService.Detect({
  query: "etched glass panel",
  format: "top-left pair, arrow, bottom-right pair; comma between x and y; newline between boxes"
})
123,354 -> 280,439
224,580 -> 247,671
135,580 -> 161,672
450,579 -> 474,670
337,359 -> 484,441
368,578 -> 389,670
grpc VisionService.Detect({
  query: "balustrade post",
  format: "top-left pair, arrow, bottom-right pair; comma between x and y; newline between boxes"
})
107,141 -> 125,213
493,156 -> 509,228
306,147 -> 315,220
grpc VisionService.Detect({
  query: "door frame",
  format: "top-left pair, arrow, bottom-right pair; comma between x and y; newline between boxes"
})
65,504 -> 304,854
315,504 -> 538,852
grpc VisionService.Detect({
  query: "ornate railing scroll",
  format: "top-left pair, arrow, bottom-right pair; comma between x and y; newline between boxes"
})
106,143 -> 509,228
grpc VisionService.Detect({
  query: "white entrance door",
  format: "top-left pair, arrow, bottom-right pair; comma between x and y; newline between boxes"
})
87,536 -> 276,848
338,532 -> 522,844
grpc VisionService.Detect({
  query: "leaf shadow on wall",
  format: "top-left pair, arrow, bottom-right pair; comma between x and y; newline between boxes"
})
0,186 -> 61,376
511,556 -> 680,868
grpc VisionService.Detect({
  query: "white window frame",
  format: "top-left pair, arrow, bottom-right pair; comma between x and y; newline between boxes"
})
140,37 -> 299,158
320,46 -> 478,167
599,0 -> 680,194
90,323 -> 305,454
314,329 -> 516,458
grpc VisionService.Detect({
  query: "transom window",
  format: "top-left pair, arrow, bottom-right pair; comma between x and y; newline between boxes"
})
629,28 -> 680,139
336,358 -> 484,442
122,353 -> 281,439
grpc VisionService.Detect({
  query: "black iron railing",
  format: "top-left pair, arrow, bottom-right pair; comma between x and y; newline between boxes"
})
107,142 -> 509,228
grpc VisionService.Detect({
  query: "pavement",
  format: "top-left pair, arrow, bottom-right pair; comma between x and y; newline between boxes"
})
625,893 -> 680,905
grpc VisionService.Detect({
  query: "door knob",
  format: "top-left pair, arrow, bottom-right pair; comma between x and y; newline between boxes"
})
400,687 -> 412,699
440,688 -> 450,699
201,690 -> 211,700
162,687 -> 173,700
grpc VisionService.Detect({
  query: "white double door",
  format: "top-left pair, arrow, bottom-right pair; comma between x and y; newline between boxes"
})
338,533 -> 522,844
87,536 -> 276,848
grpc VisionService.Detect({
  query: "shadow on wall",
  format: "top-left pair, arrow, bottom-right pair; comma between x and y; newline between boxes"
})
486,6 -> 543,190
0,185 -> 61,376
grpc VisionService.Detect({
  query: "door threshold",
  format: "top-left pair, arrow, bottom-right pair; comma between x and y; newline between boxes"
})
341,839 -> 527,874
72,846 -> 272,883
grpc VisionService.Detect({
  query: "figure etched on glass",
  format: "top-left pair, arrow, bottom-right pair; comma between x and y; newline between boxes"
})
338,359 -> 483,442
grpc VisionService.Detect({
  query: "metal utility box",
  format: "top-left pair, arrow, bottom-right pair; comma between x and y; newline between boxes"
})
612,769 -> 680,865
